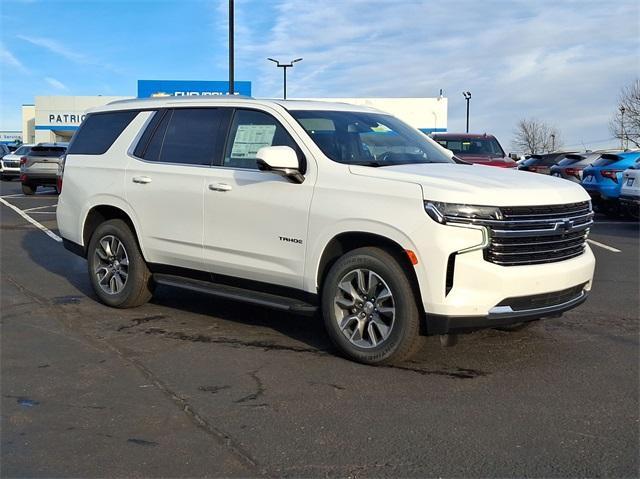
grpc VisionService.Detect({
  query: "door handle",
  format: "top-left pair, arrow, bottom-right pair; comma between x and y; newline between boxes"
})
132,176 -> 152,184
208,183 -> 232,192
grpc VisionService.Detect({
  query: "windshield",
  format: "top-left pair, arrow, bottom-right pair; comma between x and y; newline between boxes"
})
434,137 -> 505,158
289,110 -> 453,166
592,155 -> 621,167
29,146 -> 67,157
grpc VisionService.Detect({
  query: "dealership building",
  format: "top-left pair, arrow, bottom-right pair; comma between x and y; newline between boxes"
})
21,80 -> 447,144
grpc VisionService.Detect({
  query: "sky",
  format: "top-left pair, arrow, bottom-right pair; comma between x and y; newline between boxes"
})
1,0 -> 638,150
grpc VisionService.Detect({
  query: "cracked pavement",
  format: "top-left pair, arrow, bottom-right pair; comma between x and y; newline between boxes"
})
1,182 -> 638,477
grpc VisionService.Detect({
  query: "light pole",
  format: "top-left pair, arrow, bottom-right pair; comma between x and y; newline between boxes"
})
228,0 -> 234,95
267,58 -> 303,100
551,133 -> 556,152
462,91 -> 471,133
619,105 -> 626,149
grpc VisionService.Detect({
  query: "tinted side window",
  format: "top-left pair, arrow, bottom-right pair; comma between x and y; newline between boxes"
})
14,146 -> 32,155
68,111 -> 138,155
141,110 -> 171,162
159,108 -> 222,166
224,109 -> 299,170
133,110 -> 165,158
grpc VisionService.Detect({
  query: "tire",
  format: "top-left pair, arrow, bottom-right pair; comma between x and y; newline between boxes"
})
87,219 -> 154,308
1,175 -> 12,182
21,183 -> 36,195
321,247 -> 422,365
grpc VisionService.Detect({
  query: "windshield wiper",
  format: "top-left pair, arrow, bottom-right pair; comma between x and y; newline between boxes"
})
352,161 -> 383,167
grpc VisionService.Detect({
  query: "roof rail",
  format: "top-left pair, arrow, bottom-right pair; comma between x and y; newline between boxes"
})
108,95 -> 253,106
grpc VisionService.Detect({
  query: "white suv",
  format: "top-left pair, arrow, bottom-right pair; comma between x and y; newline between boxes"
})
57,97 -> 595,364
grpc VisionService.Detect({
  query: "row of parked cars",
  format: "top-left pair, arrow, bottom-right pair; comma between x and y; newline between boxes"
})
0,142 -> 68,194
516,149 -> 640,218
427,134 -> 639,219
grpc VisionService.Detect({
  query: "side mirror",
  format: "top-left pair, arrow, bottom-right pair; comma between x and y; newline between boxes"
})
508,152 -> 519,160
256,146 -> 304,183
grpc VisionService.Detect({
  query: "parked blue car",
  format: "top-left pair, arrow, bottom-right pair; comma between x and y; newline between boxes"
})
582,150 -> 640,214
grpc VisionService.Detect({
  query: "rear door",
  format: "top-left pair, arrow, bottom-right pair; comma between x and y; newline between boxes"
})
125,108 -> 226,270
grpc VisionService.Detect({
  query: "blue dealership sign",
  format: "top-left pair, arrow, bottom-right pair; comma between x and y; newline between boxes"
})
137,80 -> 251,98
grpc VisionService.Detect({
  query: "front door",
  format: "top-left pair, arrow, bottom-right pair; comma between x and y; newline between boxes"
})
202,108 -> 314,289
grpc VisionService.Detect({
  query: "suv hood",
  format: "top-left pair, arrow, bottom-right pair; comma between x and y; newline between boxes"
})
456,155 -> 516,168
349,163 -> 590,206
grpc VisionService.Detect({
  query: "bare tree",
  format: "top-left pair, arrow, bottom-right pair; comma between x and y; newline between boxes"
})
609,79 -> 640,149
512,119 -> 562,155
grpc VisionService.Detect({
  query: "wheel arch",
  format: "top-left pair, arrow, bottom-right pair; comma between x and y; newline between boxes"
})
82,204 -> 145,259
315,231 -> 425,318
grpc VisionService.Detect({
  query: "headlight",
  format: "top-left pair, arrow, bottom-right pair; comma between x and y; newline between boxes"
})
424,201 -> 503,224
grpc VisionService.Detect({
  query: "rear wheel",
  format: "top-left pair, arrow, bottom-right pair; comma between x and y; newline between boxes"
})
321,247 -> 422,365
87,219 -> 154,308
21,183 -> 36,195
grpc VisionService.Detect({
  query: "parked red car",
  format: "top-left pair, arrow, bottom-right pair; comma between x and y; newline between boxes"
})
431,133 -> 517,168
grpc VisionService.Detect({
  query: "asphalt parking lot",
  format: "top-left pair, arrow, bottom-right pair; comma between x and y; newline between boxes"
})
1,180 -> 638,478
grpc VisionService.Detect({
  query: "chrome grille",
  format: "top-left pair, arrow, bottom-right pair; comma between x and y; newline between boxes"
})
484,201 -> 593,266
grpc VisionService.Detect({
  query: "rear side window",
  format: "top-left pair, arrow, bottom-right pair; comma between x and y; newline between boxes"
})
68,111 -> 138,155
136,108 -> 223,166
29,146 -> 67,157
14,146 -> 32,155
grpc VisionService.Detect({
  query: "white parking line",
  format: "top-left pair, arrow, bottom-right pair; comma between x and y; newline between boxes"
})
587,239 -> 621,253
22,204 -> 58,212
0,194 -> 57,199
0,197 -> 62,242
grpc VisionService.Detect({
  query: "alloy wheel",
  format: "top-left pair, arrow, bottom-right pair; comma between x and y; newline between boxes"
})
333,269 -> 395,348
94,235 -> 129,295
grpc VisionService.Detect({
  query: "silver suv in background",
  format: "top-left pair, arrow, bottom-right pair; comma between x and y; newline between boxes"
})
20,143 -> 68,195
1,144 -> 33,181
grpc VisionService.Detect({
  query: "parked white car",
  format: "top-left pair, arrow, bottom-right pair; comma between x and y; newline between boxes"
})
57,97 -> 595,364
1,144 -> 33,181
620,159 -> 640,219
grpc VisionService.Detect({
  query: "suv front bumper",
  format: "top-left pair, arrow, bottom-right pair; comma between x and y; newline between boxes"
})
427,285 -> 588,334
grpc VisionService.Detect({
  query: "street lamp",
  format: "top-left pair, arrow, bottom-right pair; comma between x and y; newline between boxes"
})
268,57 -> 303,100
620,105 -> 626,150
462,91 -> 471,133
551,133 -> 556,152
228,0 -> 234,95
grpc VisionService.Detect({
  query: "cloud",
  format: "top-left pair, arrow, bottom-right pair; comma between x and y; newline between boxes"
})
45,77 -> 67,90
235,0 -> 639,149
17,34 -> 85,62
16,34 -> 123,74
0,42 -> 28,73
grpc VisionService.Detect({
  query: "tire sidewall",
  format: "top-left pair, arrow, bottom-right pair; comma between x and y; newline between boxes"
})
321,249 -> 419,364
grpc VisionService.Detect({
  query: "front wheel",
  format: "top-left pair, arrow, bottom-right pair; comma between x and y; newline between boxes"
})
321,247 -> 422,365
87,219 -> 154,308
